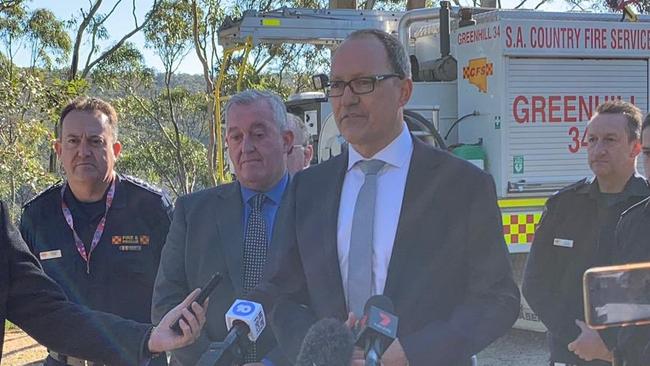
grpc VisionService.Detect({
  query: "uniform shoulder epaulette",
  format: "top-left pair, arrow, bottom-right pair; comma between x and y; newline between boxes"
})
547,178 -> 589,202
121,175 -> 173,215
121,174 -> 164,195
22,180 -> 63,208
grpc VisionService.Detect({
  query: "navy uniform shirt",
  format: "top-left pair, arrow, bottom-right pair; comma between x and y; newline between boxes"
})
20,174 -> 171,364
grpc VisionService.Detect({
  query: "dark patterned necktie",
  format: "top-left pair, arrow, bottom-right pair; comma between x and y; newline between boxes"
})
242,193 -> 268,362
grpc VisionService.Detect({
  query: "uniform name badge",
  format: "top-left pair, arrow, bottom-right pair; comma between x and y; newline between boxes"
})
112,235 -> 149,251
553,238 -> 574,248
39,249 -> 62,260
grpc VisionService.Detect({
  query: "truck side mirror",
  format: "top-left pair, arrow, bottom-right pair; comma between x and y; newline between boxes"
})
312,74 -> 329,91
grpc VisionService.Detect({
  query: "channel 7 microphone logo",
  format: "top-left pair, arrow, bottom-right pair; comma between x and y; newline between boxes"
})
369,307 -> 398,338
379,311 -> 392,327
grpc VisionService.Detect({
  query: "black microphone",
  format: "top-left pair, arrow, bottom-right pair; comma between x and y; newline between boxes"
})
295,318 -> 355,366
197,323 -> 250,366
196,299 -> 266,366
355,295 -> 399,366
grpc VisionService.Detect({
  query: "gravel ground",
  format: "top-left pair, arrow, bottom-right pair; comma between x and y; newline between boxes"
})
1,329 -> 46,366
478,328 -> 549,366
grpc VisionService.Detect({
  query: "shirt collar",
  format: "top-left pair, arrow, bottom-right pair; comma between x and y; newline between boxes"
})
347,122 -> 413,171
581,174 -> 649,199
240,173 -> 289,206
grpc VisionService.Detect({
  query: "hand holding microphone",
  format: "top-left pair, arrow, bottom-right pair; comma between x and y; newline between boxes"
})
354,295 -> 407,366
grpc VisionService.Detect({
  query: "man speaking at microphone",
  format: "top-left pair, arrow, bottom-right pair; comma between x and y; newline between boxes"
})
255,29 -> 520,366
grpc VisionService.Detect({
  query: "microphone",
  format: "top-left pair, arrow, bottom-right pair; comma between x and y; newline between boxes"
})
355,295 -> 399,366
196,299 -> 266,366
295,318 -> 355,366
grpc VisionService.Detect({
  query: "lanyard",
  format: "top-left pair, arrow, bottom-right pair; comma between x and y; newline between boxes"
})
60,179 -> 116,274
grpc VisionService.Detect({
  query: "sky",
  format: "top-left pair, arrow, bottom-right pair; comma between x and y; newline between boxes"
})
14,0 -> 580,75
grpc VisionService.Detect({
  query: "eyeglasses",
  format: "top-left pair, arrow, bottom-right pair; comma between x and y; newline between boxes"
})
326,74 -> 402,97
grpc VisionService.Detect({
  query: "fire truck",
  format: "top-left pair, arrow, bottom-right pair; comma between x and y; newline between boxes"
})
216,3 -> 650,331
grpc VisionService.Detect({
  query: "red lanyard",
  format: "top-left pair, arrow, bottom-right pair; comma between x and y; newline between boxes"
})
60,179 -> 116,274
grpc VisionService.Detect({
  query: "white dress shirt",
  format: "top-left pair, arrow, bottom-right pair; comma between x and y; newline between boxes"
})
337,123 -> 413,302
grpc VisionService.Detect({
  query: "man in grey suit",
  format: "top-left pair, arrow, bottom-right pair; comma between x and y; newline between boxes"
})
152,90 -> 293,366
255,29 -> 520,366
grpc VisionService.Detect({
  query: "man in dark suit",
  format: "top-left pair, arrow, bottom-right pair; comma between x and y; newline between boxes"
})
151,90 -> 293,365
0,199 -> 207,366
255,29 -> 520,366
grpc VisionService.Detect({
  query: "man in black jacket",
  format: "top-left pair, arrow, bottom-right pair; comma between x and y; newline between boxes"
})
523,100 -> 650,366
0,200 -> 207,366
608,112 -> 650,366
20,96 -> 173,366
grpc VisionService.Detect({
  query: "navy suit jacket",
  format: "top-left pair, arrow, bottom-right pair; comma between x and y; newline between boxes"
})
256,137 -> 520,365
0,200 -> 150,366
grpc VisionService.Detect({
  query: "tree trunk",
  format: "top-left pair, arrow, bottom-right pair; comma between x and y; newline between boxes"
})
164,73 -> 189,195
190,0 -> 218,187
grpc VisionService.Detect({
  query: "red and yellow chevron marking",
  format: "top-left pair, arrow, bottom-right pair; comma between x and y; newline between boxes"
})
502,212 -> 542,245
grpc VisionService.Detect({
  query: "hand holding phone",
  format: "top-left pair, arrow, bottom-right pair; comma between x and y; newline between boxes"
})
170,272 -> 223,334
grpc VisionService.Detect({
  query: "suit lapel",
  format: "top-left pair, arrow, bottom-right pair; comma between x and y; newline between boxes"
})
314,154 -> 349,316
384,139 -> 443,298
216,182 -> 245,294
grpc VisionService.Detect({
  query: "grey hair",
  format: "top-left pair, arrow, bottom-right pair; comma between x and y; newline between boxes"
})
345,29 -> 411,79
224,89 -> 288,131
287,113 -> 310,146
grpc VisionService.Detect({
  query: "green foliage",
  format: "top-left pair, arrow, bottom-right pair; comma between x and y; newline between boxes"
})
114,89 -> 213,197
0,1 -> 27,61
0,65 -> 60,209
119,132 -> 212,197
145,0 -> 194,72
91,41 -> 155,95
0,4 -> 70,69
26,8 -> 71,68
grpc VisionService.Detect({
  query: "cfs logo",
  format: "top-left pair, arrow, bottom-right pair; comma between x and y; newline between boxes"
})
462,57 -> 494,93
233,301 -> 255,316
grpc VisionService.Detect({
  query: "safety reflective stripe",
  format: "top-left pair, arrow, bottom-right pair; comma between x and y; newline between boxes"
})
497,198 -> 547,208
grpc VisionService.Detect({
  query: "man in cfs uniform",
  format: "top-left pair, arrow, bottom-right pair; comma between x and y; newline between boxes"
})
20,96 -> 172,366
523,100 -> 650,366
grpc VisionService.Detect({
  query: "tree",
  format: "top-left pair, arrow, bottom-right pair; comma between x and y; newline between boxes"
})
67,0 -> 162,80
0,3 -> 78,210
0,0 -> 22,13
189,0 -> 224,185
0,0 -> 27,76
26,8 -> 71,69
90,41 -> 155,97
0,61 -> 63,209
144,0 -> 196,195
115,89 -> 213,197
